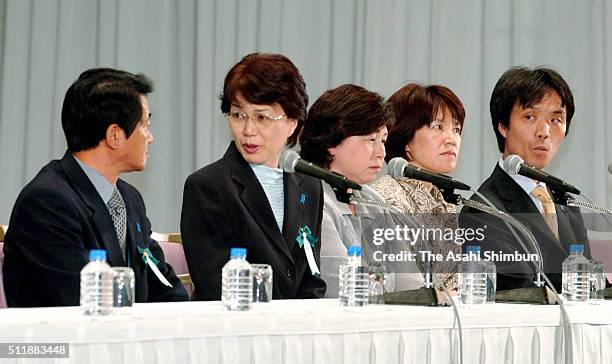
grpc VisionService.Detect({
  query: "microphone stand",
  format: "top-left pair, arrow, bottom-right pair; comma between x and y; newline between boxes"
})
350,193 -> 464,364
566,195 -> 612,299
458,197 -> 553,297
348,194 -> 444,305
549,188 -> 574,206
566,197 -> 612,216
452,189 -> 574,363
440,186 -> 577,364
440,188 -> 564,304
331,186 -> 354,204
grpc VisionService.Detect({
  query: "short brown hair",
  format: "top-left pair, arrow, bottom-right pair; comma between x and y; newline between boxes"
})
220,53 -> 308,147
299,84 -> 392,168
385,83 -> 465,162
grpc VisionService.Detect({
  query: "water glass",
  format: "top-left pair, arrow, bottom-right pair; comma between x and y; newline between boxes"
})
112,267 -> 135,308
589,260 -> 606,302
251,264 -> 273,302
368,264 -> 388,304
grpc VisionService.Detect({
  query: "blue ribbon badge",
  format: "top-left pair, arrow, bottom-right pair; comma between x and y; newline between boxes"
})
138,246 -> 159,266
296,225 -> 317,248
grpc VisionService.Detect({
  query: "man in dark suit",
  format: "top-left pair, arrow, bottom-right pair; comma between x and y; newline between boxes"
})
3,68 -> 188,307
459,67 -> 590,292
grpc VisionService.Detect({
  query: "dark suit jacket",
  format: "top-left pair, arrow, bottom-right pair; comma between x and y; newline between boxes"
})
2,152 -> 188,307
459,164 -> 590,291
181,142 -> 326,300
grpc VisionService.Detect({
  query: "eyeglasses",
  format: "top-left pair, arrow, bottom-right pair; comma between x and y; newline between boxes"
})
226,110 -> 286,129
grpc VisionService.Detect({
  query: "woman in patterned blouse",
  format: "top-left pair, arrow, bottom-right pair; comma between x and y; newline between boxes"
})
370,83 -> 466,290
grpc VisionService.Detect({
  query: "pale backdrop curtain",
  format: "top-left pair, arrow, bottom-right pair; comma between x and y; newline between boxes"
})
1,0 -> 610,231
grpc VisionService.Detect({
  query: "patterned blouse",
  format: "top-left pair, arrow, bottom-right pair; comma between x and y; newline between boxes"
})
369,175 -> 461,289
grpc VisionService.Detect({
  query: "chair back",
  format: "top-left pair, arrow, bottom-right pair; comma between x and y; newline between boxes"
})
589,239 -> 612,283
0,242 -> 7,308
152,232 -> 193,297
0,225 -> 7,241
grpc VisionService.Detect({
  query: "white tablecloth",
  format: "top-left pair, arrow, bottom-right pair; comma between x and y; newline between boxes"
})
0,299 -> 611,364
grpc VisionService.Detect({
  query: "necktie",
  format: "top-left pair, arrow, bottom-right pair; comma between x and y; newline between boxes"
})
107,188 -> 127,261
531,185 -> 559,240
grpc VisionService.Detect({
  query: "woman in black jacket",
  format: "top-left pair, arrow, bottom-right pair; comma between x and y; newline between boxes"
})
181,53 -> 326,301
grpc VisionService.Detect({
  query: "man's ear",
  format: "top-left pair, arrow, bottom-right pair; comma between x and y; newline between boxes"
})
497,121 -> 508,138
105,123 -> 123,149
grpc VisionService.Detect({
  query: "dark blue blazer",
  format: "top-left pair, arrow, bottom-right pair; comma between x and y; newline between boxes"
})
459,164 -> 591,292
3,152 -> 188,307
181,142 -> 326,300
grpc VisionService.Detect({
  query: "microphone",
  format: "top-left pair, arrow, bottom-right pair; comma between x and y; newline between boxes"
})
279,150 -> 362,190
503,155 -> 581,195
387,157 -> 471,191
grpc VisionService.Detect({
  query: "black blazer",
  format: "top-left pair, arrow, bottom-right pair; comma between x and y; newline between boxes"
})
3,152 -> 188,307
459,164 -> 590,291
180,142 -> 326,300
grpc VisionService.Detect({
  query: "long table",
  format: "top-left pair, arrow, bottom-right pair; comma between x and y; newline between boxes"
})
0,299 -> 611,363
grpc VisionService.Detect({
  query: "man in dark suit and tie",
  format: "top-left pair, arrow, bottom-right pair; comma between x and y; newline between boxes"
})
459,66 -> 591,292
3,68 -> 188,307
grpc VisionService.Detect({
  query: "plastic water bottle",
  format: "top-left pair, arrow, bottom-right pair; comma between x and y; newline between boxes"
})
80,249 -> 113,315
339,245 -> 369,306
484,260 -> 497,303
221,247 -> 253,311
562,244 -> 590,303
458,245 -> 487,304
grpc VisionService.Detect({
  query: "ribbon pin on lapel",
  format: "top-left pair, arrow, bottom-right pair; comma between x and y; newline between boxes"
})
138,247 -> 173,287
296,226 -> 320,276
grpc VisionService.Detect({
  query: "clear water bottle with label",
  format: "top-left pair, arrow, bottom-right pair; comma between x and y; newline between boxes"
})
339,245 -> 369,306
222,247 -> 253,311
561,244 -> 590,303
484,260 -> 497,303
80,249 -> 114,315
458,245 -> 487,304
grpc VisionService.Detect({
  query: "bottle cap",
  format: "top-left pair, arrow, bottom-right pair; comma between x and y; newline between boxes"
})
465,245 -> 481,254
89,249 -> 107,261
569,244 -> 584,254
347,245 -> 361,257
230,247 -> 247,259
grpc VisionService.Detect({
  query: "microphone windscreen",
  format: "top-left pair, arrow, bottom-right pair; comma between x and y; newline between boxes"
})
279,150 -> 300,173
503,154 -> 524,175
387,157 -> 408,179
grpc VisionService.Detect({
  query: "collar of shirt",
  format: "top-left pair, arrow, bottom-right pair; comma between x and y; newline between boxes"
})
73,155 -> 115,204
498,156 -> 546,213
249,163 -> 284,233
249,163 -> 284,180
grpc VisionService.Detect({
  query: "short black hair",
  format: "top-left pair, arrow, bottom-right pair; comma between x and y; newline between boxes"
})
490,66 -> 574,152
299,84 -> 392,168
61,68 -> 153,152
